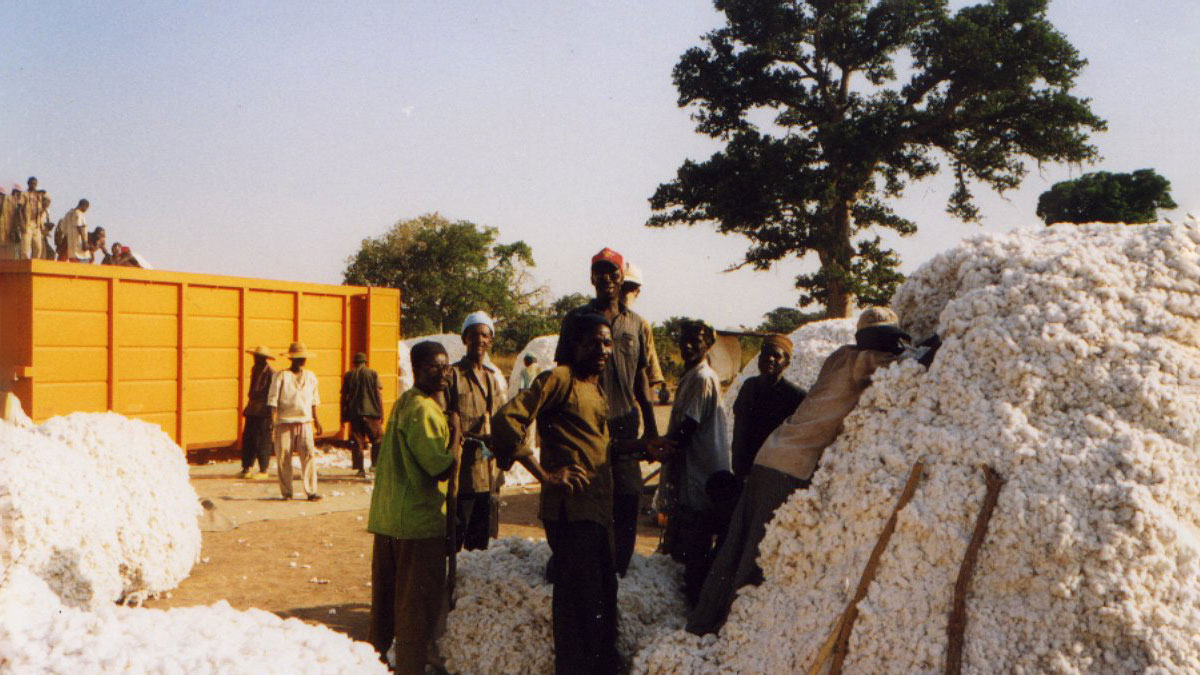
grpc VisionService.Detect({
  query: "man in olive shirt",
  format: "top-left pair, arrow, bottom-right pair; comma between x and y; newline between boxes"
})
341,352 -> 383,476
494,313 -> 670,675
554,247 -> 658,576
445,311 -> 505,551
367,341 -> 457,673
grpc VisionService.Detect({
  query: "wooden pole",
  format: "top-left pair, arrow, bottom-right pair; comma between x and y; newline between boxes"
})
945,465 -> 1005,675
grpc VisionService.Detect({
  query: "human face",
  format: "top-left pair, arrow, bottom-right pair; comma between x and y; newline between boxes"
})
415,353 -> 451,394
758,343 -> 790,379
573,324 -> 613,376
27,178 -> 37,191
620,283 -> 641,306
462,323 -> 493,362
590,262 -> 622,302
289,357 -> 306,372
678,330 -> 709,368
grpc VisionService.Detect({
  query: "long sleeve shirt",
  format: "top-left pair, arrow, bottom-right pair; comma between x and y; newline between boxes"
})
267,368 -> 320,423
367,389 -> 453,539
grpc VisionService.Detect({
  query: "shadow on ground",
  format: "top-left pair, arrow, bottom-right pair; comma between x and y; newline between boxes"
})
277,602 -> 372,642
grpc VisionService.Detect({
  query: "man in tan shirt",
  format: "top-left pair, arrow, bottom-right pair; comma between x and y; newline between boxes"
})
687,307 -> 908,635
267,342 -> 324,501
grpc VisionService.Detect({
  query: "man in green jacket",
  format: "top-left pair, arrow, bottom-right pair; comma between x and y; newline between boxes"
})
367,340 -> 457,673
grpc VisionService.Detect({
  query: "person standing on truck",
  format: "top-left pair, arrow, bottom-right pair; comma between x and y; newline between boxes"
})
341,352 -> 383,477
367,340 -> 458,673
239,346 -> 276,480
554,247 -> 659,577
267,341 -> 323,501
17,178 -> 48,260
54,199 -> 90,263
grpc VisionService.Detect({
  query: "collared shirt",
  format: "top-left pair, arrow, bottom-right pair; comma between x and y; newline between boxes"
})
267,368 -> 320,423
341,365 -> 383,419
755,346 -> 896,480
445,357 -> 504,493
56,208 -> 88,259
492,365 -> 612,527
555,299 -> 650,494
667,360 -> 731,511
243,362 -> 275,418
731,375 -> 806,478
368,388 -> 453,539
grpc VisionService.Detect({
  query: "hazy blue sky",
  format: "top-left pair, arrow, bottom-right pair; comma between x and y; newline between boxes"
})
3,1 -> 1197,329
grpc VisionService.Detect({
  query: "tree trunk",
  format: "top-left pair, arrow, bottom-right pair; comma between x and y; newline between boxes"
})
824,197 -> 855,319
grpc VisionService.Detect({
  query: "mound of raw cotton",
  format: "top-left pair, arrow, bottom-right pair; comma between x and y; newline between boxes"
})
440,537 -> 686,674
402,333 -> 507,392
635,221 -> 1200,673
722,318 -> 857,416
397,340 -> 414,394
0,412 -> 201,608
505,335 -> 559,400
0,566 -> 386,674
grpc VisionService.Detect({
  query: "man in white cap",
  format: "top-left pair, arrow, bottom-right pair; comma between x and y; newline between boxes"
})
267,341 -> 324,500
621,260 -> 667,409
445,310 -> 505,551
687,307 -> 909,634
239,346 -> 276,479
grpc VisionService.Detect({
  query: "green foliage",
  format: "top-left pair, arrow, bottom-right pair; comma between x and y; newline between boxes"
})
1036,169 -> 1178,225
653,316 -> 699,382
649,0 -> 1105,317
343,213 -> 544,341
756,306 -> 823,334
494,292 -> 590,354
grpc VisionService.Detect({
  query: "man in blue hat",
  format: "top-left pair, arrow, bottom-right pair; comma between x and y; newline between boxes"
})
445,310 -> 505,551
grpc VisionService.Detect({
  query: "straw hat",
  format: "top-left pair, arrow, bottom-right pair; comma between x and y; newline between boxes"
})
857,307 -> 900,331
246,345 -> 275,360
284,342 -> 312,359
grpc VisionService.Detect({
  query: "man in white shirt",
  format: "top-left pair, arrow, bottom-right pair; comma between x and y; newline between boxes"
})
267,342 -> 324,501
55,199 -> 90,262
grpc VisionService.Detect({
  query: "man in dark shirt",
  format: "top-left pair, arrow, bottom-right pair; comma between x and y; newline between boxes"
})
554,247 -> 658,576
240,346 -> 277,479
341,352 -> 383,477
730,335 -> 805,479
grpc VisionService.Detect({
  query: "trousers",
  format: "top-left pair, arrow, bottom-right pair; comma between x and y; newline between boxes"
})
368,534 -> 446,674
274,422 -> 317,498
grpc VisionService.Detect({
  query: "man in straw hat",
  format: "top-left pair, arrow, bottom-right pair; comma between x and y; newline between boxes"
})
239,346 -> 276,479
341,351 -> 383,477
267,341 -> 324,501
687,307 -> 909,635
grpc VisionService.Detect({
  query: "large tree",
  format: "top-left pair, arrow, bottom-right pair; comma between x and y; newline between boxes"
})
1036,169 -> 1177,225
649,0 -> 1105,316
343,213 -> 544,336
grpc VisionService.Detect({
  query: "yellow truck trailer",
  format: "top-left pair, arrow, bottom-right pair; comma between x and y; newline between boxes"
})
0,259 -> 399,456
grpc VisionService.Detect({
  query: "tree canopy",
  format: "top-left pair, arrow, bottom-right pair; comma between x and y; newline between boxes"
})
649,0 -> 1105,316
343,213 -> 543,338
1036,169 -> 1177,225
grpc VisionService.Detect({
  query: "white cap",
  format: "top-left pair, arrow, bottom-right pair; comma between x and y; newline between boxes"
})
461,311 -> 495,335
623,261 -> 644,286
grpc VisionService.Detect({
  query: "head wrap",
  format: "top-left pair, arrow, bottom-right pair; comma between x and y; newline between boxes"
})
762,334 -> 793,355
461,311 -> 495,336
857,306 -> 899,331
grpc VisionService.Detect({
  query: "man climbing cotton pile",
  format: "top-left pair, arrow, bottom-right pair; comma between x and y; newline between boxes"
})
687,307 -> 909,635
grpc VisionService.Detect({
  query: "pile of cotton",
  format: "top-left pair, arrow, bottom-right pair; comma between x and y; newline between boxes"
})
505,335 -> 559,400
440,537 -> 686,674
0,566 -> 386,674
402,333 -> 507,392
397,340 -> 414,394
634,221 -> 1200,673
0,412 -> 200,608
722,317 -> 857,412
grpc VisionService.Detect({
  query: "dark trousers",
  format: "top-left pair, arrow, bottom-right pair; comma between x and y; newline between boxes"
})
686,465 -> 807,635
240,416 -> 272,472
368,534 -> 446,674
542,518 -> 619,675
670,505 -> 718,605
349,416 -> 381,470
455,491 -> 492,551
612,491 -> 640,576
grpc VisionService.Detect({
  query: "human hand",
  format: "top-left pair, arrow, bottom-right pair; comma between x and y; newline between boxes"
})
313,420 -> 323,436
544,466 -> 590,494
643,437 -> 678,463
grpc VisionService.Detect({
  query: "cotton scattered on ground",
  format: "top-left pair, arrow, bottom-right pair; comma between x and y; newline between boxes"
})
1,412 -> 201,609
634,221 -> 1200,673
440,537 -> 686,674
0,567 -> 387,674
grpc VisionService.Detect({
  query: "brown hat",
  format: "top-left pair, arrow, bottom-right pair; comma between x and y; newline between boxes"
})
246,345 -> 275,360
284,342 -> 311,360
353,352 -> 367,364
857,307 -> 900,331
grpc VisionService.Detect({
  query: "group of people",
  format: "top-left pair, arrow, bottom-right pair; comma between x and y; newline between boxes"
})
238,342 -> 384,501
0,176 -> 144,266
361,245 -> 930,674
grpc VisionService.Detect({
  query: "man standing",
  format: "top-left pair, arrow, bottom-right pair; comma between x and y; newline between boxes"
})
341,352 -> 383,477
367,341 -> 457,673
555,247 -> 658,576
0,189 -> 18,260
239,346 -> 276,479
54,199 -> 90,263
445,311 -> 505,551
619,261 -> 666,389
17,179 -> 47,260
518,353 -> 540,391
494,314 -> 671,674
730,335 -> 806,479
267,341 -> 323,501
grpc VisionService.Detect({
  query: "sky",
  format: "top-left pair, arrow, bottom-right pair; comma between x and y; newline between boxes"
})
3,1 -> 1198,330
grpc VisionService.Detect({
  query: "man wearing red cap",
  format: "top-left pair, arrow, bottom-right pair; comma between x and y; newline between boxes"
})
554,247 -> 659,576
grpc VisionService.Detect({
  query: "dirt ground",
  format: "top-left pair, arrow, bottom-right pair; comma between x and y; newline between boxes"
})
145,459 -> 666,644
